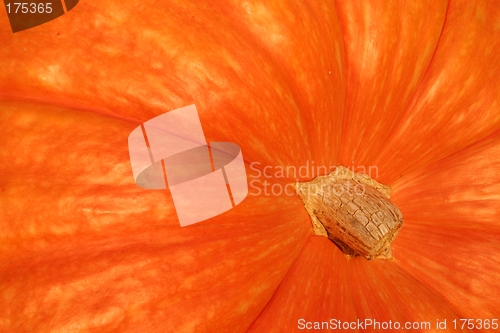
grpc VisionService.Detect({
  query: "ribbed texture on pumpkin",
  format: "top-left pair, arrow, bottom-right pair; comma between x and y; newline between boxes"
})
1,0 -> 499,332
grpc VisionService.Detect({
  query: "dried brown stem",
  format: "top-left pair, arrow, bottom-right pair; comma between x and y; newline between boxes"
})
294,166 -> 403,260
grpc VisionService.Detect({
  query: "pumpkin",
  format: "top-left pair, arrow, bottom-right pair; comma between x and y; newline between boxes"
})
1,0 -> 499,332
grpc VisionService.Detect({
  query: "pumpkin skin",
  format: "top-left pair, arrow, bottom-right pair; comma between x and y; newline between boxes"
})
1,0 -> 500,332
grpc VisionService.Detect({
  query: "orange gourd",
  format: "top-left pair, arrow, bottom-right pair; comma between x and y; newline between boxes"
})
1,0 -> 499,332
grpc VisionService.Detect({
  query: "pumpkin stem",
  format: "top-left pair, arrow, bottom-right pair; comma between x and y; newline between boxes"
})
293,166 -> 403,260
